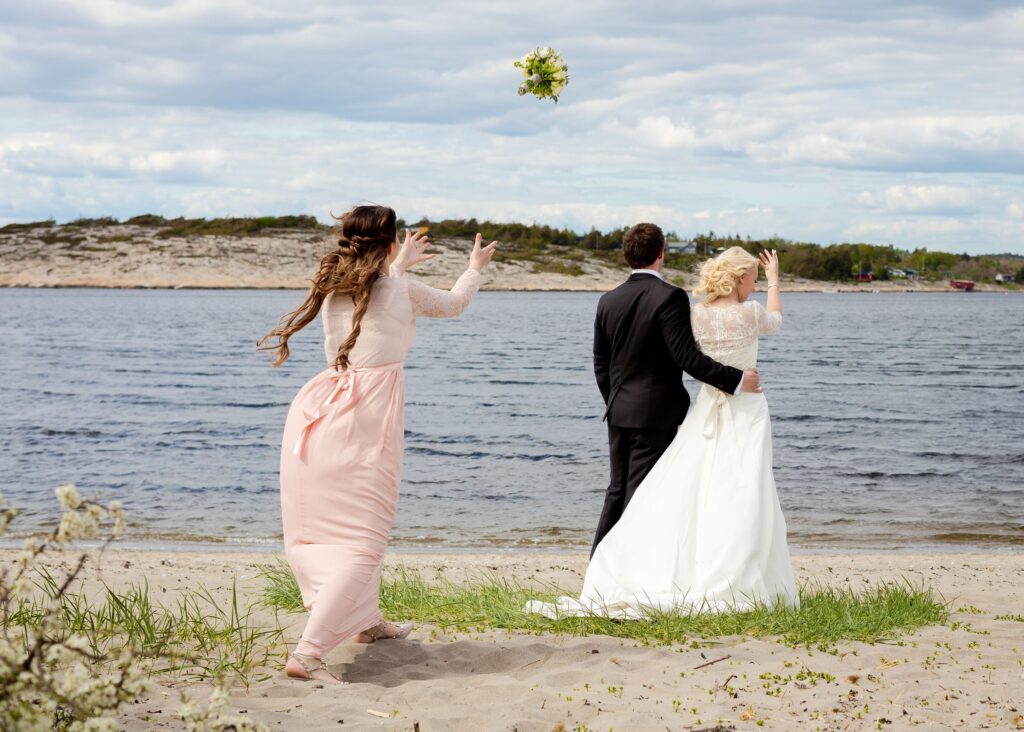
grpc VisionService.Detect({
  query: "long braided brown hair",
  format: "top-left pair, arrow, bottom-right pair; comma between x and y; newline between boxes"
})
258,205 -> 397,370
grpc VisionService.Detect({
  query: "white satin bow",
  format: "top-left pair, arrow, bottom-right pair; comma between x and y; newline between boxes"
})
701,386 -> 732,440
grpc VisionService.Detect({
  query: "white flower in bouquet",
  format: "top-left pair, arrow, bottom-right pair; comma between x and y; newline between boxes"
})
514,46 -> 569,103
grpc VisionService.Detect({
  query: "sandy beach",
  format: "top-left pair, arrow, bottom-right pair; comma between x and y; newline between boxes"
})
12,548 -> 1022,731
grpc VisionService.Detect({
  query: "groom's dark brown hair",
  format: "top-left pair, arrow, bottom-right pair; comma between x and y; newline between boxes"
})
623,223 -> 664,269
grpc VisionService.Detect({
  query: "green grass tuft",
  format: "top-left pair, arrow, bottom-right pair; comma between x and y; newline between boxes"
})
65,216 -> 119,228
256,561 -> 305,612
532,259 -> 586,276
8,568 -> 286,685
258,561 -> 948,648
155,215 -> 326,238
0,219 -> 56,233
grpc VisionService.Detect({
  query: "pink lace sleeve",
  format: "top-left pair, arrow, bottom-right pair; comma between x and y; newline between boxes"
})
747,300 -> 782,335
406,270 -> 481,318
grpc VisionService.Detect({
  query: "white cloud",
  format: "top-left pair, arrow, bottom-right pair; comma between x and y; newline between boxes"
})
856,191 -> 877,207
0,134 -> 227,182
843,218 -> 970,243
633,116 -> 697,150
746,116 -> 1024,173
882,185 -> 976,215
0,1 -> 1023,253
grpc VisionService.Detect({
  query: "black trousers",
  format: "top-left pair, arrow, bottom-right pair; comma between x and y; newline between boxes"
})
591,423 -> 678,557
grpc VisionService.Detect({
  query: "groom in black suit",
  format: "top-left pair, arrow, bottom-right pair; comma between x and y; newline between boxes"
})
591,223 -> 761,555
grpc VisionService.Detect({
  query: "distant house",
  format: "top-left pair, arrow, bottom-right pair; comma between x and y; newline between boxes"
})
888,267 -> 920,280
995,273 -> 1016,284
855,272 -> 875,282
666,241 -> 697,255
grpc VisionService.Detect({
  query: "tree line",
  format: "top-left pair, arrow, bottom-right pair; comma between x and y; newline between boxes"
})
685,232 -> 1023,283
411,219 -> 1022,284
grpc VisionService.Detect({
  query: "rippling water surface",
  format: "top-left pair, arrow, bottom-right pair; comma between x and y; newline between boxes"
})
2,288 -> 1022,550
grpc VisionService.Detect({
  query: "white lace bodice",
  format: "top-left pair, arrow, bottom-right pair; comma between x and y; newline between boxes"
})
691,300 -> 781,370
321,270 -> 481,367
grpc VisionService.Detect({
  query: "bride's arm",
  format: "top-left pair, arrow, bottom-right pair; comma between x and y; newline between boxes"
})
759,249 -> 782,314
751,249 -> 782,335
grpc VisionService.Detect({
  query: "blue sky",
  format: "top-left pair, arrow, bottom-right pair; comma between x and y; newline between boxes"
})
1,0 -> 1023,254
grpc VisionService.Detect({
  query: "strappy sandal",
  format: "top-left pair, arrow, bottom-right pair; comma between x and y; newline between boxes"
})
286,652 -> 347,684
354,621 -> 414,644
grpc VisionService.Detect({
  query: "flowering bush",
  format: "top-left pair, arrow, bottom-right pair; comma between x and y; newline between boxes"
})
0,486 -> 269,731
179,684 -> 267,732
0,486 -> 143,731
514,47 -> 569,103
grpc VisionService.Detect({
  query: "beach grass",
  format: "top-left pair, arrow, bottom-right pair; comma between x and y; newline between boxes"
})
532,259 -> 586,276
256,561 -> 948,648
7,568 -> 286,685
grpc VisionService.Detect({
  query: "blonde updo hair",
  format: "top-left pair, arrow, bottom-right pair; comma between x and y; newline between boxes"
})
694,246 -> 759,304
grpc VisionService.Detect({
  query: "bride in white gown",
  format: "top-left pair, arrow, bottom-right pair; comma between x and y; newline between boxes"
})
529,247 -> 798,618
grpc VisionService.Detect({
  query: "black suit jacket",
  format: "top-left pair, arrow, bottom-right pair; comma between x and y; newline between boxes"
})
594,273 -> 744,429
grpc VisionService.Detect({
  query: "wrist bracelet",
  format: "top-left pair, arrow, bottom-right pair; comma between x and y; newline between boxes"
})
767,283 -> 779,289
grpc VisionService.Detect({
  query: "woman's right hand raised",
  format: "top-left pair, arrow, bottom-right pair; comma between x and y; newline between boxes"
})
759,249 -> 780,285
469,233 -> 498,272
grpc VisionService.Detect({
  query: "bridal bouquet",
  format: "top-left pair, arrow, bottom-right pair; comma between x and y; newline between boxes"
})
515,47 -> 569,103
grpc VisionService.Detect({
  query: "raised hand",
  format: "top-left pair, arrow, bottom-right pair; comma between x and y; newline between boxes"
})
469,233 -> 498,272
759,249 -> 780,285
392,229 -> 434,274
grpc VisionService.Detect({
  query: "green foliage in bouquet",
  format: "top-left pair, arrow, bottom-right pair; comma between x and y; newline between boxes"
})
514,47 -> 569,103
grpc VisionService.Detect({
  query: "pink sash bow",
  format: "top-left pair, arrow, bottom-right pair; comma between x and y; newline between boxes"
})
291,362 -> 401,458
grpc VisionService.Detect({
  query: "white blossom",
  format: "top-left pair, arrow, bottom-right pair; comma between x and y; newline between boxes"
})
55,484 -> 82,510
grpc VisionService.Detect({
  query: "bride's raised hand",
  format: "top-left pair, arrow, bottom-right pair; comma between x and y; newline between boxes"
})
759,249 -> 780,284
469,233 -> 498,272
392,229 -> 434,274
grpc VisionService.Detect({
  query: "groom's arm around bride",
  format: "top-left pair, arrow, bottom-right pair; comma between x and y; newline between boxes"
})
591,223 -> 761,555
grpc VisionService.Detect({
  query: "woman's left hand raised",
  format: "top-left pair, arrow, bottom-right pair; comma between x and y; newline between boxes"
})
392,229 -> 435,274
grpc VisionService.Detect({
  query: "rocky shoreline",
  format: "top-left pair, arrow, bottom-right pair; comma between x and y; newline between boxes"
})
0,222 -> 1014,293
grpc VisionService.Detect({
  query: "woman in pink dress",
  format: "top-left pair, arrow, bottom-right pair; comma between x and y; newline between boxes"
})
259,205 -> 496,683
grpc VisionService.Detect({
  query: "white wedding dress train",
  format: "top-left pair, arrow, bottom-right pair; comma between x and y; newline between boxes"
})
528,300 -> 798,619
